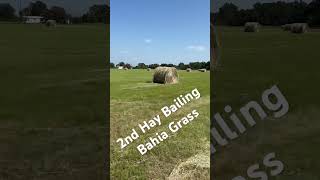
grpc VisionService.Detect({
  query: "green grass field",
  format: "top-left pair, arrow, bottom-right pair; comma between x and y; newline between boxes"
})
0,23 -> 108,179
110,69 -> 210,179
213,26 -> 320,179
2,22 -> 320,179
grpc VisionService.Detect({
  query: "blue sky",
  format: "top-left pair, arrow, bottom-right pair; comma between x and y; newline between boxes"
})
110,0 -> 210,65
1,0 -> 107,16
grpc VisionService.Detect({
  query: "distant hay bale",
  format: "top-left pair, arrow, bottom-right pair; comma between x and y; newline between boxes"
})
45,20 -> 57,27
124,67 -> 128,70
244,22 -> 260,32
147,68 -> 151,71
198,69 -> 207,72
153,67 -> 178,84
186,68 -> 192,72
290,23 -> 308,34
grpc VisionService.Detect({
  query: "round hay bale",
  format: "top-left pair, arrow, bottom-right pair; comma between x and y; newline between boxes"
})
45,20 -> 57,27
291,23 -> 308,34
282,24 -> 292,31
244,22 -> 260,32
186,68 -> 192,72
147,68 -> 151,71
198,69 -> 207,72
153,67 -> 178,84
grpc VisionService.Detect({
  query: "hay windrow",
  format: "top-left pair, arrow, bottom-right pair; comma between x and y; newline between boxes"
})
153,67 -> 179,84
168,152 -> 210,180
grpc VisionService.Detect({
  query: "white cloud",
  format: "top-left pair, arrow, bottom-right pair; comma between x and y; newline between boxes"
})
186,45 -> 206,52
144,39 -> 152,43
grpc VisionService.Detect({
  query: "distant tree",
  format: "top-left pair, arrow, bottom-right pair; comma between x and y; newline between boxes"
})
160,63 -> 168,67
218,3 -> 239,25
31,1 -> 47,16
307,0 -> 320,26
20,1 -> 47,16
189,62 -> 202,69
81,14 -> 89,23
177,62 -> 187,70
148,64 -> 159,69
117,62 -> 125,66
50,6 -> 67,23
0,3 -> 16,20
124,63 -> 132,69
137,63 -> 147,69
110,62 -> 115,68
20,7 -> 31,17
71,16 -> 83,24
213,1 -> 319,26
84,4 -> 109,23
205,61 -> 210,70
189,61 -> 208,69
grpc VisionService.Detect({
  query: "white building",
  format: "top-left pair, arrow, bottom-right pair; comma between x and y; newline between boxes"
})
23,16 -> 44,24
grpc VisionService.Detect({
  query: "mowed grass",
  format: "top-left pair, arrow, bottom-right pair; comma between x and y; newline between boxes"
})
0,23 -> 108,179
213,26 -> 320,179
110,69 -> 210,179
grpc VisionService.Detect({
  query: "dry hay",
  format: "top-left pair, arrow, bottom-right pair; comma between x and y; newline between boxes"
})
186,68 -> 192,72
198,69 -> 207,72
123,67 -> 128,70
153,67 -> 178,84
244,22 -> 260,32
168,152 -> 210,180
45,20 -> 57,27
147,68 -> 151,71
291,23 -> 308,34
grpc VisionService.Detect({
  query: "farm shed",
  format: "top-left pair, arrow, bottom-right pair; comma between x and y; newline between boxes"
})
23,16 -> 44,24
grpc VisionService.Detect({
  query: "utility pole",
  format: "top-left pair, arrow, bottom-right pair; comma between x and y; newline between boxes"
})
18,0 -> 22,18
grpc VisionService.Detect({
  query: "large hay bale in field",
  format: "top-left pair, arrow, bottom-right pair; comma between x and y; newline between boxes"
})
291,23 -> 308,34
45,20 -> 57,27
147,68 -> 151,71
282,24 -> 292,31
244,22 -> 260,32
153,67 -> 178,84
124,67 -> 128,70
198,69 -> 207,72
186,68 -> 192,72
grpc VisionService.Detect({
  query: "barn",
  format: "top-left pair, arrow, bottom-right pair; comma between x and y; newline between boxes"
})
23,16 -> 44,24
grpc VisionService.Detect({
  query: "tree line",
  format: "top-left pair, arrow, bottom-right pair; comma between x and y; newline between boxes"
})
0,1 -> 109,24
110,61 -> 211,70
212,0 -> 320,26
